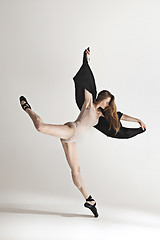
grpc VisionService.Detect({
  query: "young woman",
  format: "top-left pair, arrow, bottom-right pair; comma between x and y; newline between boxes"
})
19,48 -> 146,218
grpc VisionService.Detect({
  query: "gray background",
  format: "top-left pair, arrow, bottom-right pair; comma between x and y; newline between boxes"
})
0,0 -> 159,212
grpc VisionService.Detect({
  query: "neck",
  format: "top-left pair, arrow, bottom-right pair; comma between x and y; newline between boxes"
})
93,102 -> 102,109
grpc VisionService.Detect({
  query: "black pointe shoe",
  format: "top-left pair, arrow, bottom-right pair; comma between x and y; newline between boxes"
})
19,96 -> 32,111
84,195 -> 99,218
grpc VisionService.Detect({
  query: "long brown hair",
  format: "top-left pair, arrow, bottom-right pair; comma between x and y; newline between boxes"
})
93,90 -> 121,135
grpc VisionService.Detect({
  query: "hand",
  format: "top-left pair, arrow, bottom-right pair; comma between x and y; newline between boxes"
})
137,119 -> 146,130
85,49 -> 90,62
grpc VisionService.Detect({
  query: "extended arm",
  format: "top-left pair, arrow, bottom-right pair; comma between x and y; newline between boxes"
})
121,113 -> 146,130
121,113 -> 138,122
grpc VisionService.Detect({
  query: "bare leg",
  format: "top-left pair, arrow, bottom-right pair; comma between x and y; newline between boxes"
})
20,100 -> 74,139
20,99 -> 95,205
60,138 -> 96,206
25,108 -> 43,130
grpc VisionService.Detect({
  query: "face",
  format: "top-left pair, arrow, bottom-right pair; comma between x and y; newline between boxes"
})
101,97 -> 111,109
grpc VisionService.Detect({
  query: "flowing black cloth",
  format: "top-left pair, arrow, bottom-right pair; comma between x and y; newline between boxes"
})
73,49 -> 146,139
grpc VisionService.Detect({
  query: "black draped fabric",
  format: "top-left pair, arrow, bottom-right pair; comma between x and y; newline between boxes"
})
73,49 -> 146,139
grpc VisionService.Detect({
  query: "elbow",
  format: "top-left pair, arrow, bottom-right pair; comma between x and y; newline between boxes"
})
120,114 -> 124,120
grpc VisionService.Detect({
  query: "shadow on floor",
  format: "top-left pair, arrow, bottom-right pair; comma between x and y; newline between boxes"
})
0,207 -> 95,218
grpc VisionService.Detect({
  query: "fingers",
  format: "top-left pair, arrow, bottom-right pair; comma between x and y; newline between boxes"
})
142,124 -> 146,130
139,121 -> 146,130
86,49 -> 90,54
139,120 -> 146,130
142,123 -> 146,130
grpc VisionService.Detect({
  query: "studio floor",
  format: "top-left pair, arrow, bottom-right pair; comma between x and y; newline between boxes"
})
0,197 -> 160,240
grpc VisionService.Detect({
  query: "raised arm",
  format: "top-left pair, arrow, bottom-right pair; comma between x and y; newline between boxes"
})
84,89 -> 93,108
73,49 -> 97,111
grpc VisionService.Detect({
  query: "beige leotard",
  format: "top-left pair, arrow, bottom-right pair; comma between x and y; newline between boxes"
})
62,90 -> 103,143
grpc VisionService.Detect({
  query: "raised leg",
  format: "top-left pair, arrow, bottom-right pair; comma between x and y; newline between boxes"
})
25,107 -> 74,139
60,138 -> 96,206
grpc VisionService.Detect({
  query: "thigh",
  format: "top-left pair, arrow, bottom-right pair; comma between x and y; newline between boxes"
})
60,140 -> 80,171
39,122 -> 75,139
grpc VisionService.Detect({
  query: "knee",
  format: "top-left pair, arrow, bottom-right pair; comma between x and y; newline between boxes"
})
36,123 -> 43,132
71,166 -> 81,176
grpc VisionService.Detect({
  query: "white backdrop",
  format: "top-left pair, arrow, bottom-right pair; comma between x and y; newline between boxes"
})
0,0 -> 159,213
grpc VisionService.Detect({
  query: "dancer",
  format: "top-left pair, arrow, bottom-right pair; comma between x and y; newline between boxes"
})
19,47 -> 146,218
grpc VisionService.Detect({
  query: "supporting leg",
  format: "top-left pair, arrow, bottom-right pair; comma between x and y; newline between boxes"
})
60,139 -> 96,206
